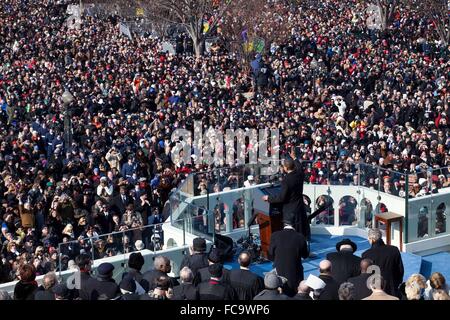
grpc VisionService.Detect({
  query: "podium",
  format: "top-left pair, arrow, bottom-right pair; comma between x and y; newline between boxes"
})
253,185 -> 284,258
375,212 -> 404,251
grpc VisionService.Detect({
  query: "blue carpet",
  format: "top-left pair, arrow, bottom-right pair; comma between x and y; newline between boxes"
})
224,234 -> 423,282
421,252 -> 450,281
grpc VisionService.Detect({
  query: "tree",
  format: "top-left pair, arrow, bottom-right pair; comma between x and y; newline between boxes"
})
85,0 -> 234,57
363,0 -> 400,31
220,0 -> 292,70
410,0 -> 449,46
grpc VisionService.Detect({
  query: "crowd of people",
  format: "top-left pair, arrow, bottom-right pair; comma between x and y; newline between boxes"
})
0,233 -> 449,300
1,0 -> 449,286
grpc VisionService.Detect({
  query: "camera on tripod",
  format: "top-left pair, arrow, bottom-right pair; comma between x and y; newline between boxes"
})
237,233 -> 262,263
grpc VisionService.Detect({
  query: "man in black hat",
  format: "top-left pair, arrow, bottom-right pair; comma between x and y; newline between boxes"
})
118,275 -> 141,300
122,252 -> 149,292
179,237 -> 209,275
326,238 -> 361,285
197,264 -> 236,300
193,247 -> 230,286
92,262 -> 120,299
228,251 -> 264,300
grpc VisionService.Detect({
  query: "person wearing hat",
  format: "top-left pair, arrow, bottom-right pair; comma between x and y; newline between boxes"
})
118,275 -> 140,300
325,238 -> 361,285
193,247 -> 231,286
92,262 -> 120,300
134,240 -> 145,251
243,175 -> 256,187
197,263 -> 236,300
179,237 -> 209,276
122,252 -> 149,293
253,273 -> 290,300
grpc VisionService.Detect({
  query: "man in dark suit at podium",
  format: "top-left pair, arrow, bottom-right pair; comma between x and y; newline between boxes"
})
268,223 -> 309,297
262,154 -> 308,236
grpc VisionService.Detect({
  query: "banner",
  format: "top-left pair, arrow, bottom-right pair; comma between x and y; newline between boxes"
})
120,23 -> 133,40
136,8 -> 144,16
162,41 -> 176,55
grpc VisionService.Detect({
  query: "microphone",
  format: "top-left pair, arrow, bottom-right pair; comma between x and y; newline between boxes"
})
247,212 -> 259,228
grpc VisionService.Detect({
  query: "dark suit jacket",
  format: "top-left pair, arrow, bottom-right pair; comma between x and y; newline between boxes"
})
122,268 -> 149,293
172,283 -> 199,300
197,280 -> 236,300
347,273 -> 372,300
228,268 -> 264,300
142,269 -> 179,290
268,159 -> 308,236
194,265 -> 230,286
95,212 -> 114,234
293,292 -> 313,300
253,289 -> 290,300
180,253 -> 209,276
111,195 -> 130,215
318,274 -> 340,300
326,250 -> 361,284
93,278 -> 120,300
77,272 -> 101,300
268,228 -> 309,295
34,287 -> 55,300
362,239 -> 404,296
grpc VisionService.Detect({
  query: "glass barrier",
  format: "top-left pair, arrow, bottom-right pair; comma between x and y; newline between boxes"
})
56,201 -> 212,277
169,161 -> 450,245
407,166 -> 450,242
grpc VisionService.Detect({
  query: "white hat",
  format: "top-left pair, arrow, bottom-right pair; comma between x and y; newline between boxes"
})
135,240 -> 145,251
247,175 -> 254,181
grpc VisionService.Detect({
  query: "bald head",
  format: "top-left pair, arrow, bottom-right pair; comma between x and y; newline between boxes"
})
298,280 -> 310,294
360,258 -> 373,273
238,251 -> 251,268
319,260 -> 332,274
